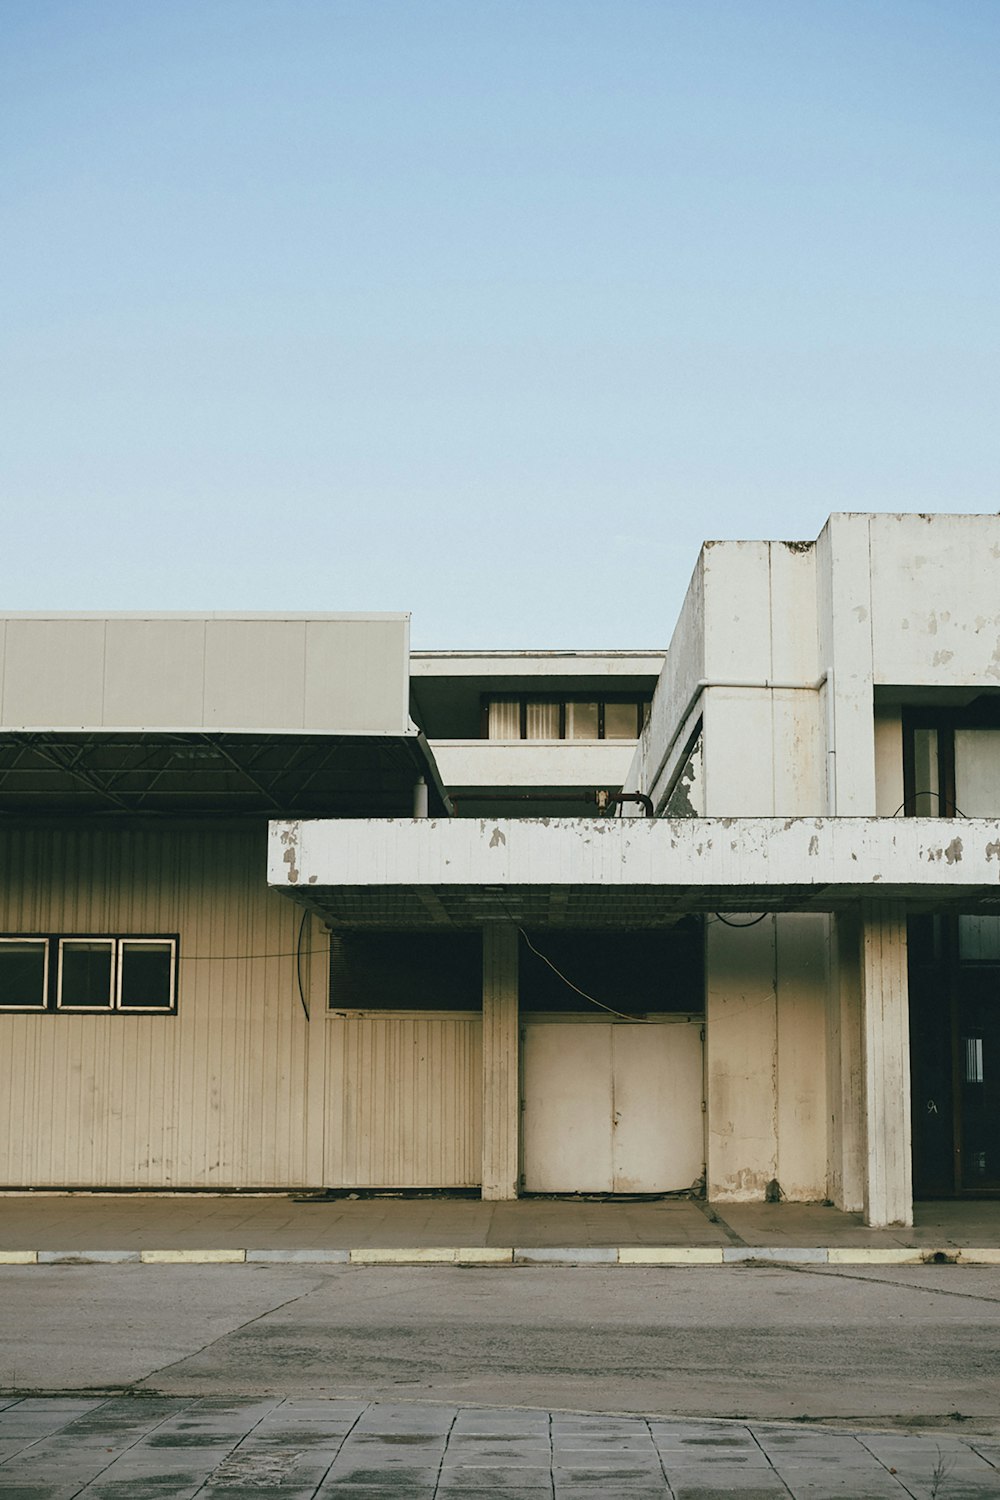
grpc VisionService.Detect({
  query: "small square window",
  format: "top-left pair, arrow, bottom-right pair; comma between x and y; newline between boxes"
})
118,940 -> 176,1011
58,939 -> 115,1010
0,939 -> 48,1009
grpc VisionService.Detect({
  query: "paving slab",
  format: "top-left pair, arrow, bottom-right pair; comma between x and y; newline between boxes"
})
0,1395 -> 998,1498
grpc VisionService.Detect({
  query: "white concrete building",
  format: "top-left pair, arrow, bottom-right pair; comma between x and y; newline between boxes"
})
2,515 -> 999,1226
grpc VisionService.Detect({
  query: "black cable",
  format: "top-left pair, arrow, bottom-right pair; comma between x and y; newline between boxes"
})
295,908 -> 310,1021
892,792 -> 967,818
713,911 -> 769,928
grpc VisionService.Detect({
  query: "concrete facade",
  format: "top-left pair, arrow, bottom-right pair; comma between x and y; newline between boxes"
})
2,516 -> 999,1227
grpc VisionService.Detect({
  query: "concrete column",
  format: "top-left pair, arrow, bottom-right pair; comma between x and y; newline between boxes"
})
860,900 -> 912,1228
826,912 -> 865,1214
482,924 -> 520,1200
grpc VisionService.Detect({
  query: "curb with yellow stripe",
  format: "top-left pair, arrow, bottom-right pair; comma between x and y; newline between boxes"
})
2,1246 -> 1000,1266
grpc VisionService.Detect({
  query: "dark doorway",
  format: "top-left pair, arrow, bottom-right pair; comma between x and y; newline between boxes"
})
909,913 -> 1000,1197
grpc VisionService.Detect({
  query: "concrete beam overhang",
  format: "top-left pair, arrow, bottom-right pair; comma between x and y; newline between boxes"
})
267,816 -> 1000,929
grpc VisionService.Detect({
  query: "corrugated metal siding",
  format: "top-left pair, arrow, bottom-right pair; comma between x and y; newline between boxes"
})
0,824 -> 312,1188
326,1017 -> 482,1187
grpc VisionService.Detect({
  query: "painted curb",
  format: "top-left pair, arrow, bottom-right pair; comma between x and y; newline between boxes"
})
37,1250 -> 141,1265
722,1247 -> 828,1264
826,1248 -> 923,1265
246,1249 -> 349,1264
139,1249 -> 247,1264
514,1247 -> 618,1265
350,1247 -> 457,1264
618,1247 -> 724,1265
2,1245 -> 998,1267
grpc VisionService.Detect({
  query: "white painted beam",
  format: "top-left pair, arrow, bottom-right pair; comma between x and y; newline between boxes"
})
270,816 -> 1000,907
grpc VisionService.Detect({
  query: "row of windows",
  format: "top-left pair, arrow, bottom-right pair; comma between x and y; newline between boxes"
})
485,696 -> 649,741
0,936 -> 178,1013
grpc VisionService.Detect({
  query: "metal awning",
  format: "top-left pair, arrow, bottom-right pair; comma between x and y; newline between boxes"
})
268,815 -> 1000,929
0,731 -> 448,818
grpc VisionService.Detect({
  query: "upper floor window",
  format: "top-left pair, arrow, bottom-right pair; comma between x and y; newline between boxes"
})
903,702 -> 1000,816
0,935 -> 178,1013
485,696 -> 648,742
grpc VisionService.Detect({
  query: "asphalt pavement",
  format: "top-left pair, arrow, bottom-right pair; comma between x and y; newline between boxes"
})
4,1260 -> 1000,1497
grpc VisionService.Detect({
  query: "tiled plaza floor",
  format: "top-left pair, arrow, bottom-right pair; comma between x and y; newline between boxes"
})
0,1396 -> 998,1500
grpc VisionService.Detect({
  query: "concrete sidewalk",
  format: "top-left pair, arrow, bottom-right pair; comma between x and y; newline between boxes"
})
3,1193 -> 1000,1264
2,1395 -> 998,1499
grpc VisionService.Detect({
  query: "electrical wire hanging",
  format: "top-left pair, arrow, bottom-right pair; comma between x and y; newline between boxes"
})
516,927 -> 656,1023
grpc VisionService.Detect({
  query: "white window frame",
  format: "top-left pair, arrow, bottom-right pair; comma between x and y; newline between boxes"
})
56,937 -> 116,1011
0,936 -> 50,1011
116,938 -> 178,1013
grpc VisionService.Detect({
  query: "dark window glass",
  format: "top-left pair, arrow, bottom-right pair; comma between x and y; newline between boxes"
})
331,932 -> 482,1010
119,941 -> 174,1010
0,941 -> 47,1008
59,940 -> 114,1009
519,922 -> 703,1015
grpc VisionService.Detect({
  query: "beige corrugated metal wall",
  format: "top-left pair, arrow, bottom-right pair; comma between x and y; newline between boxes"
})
0,823 -> 314,1188
326,1017 -> 482,1187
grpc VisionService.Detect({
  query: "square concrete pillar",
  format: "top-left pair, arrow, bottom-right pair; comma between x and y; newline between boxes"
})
860,900 -> 912,1228
482,924 -> 520,1200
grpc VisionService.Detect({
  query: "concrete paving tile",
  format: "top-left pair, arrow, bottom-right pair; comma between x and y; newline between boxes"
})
314,1488 -> 439,1499
74,1476 -> 206,1500
666,1479 -> 790,1500
553,1439 -> 657,1453
440,1491 -> 553,1500
437,1471 -> 553,1491
444,1444 -> 552,1461
0,1486 -> 84,1500
554,1488 -> 668,1500
553,1461 -> 669,1481
661,1451 -> 773,1468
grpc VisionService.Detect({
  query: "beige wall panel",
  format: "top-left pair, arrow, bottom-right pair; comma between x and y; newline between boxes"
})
775,914 -> 828,1200
706,918 -> 778,1201
103,620 -> 207,727
304,620 -> 409,733
325,1016 -> 482,1187
2,619 -> 106,727
874,708 -> 904,816
0,824 -> 312,1188
203,621 -> 308,729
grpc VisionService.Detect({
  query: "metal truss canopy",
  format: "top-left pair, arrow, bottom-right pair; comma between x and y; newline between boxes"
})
0,732 -> 444,818
268,815 -> 1000,930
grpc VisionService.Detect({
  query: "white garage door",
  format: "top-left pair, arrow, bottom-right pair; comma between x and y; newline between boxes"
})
521,1020 -> 703,1193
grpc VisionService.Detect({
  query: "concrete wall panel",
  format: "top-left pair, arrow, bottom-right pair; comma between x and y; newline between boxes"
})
869,514 -> 1000,688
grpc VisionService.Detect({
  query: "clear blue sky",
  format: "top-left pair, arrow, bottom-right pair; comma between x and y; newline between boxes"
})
2,0 -> 998,647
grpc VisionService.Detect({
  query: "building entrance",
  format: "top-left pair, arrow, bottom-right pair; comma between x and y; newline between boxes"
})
910,914 -> 1000,1197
